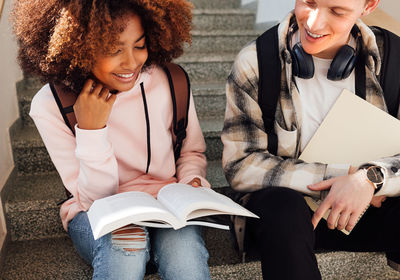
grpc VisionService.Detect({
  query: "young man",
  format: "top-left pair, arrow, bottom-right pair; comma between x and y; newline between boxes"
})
222,0 -> 400,279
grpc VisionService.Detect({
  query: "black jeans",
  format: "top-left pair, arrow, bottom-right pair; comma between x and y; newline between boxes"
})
245,187 -> 400,280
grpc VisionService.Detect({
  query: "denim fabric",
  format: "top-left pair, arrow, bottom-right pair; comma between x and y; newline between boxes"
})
68,211 -> 211,280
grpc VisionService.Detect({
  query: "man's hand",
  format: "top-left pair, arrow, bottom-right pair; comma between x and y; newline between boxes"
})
349,166 -> 386,208
370,195 -> 386,208
307,170 -> 374,232
74,79 -> 117,130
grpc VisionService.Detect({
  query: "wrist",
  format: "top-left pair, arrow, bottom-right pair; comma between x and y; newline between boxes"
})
348,165 -> 358,174
359,169 -> 377,192
77,122 -> 106,130
360,165 -> 384,194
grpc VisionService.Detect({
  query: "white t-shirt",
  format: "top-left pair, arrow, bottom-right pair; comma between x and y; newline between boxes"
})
293,32 -> 356,151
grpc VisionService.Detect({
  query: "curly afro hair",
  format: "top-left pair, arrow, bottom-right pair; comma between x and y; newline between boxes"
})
11,0 -> 193,92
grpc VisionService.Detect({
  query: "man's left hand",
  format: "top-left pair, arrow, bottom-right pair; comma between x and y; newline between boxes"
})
307,170 -> 374,232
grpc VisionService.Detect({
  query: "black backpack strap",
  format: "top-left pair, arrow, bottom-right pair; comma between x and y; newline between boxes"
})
256,24 -> 281,155
49,82 -> 77,202
49,82 -> 78,135
372,26 -> 400,117
162,62 -> 191,161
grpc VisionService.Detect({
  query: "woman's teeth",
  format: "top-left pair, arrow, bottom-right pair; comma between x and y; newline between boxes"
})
306,29 -> 324,38
115,73 -> 134,78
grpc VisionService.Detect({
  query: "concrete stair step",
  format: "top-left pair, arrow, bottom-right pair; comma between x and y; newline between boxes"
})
17,79 -> 226,127
187,29 -> 259,54
199,116 -> 224,161
189,0 -> 240,9
16,78 -> 42,128
2,236 -> 399,280
176,52 -> 236,84
1,234 -> 240,280
193,9 -> 255,31
192,82 -> 226,118
4,160 -> 227,241
4,173 -> 66,241
11,114 -> 223,175
10,121 -> 55,176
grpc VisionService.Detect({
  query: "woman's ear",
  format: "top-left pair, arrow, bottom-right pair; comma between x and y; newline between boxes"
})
361,0 -> 380,17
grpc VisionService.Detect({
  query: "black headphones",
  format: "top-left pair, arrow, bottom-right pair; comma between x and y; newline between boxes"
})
287,24 -> 362,81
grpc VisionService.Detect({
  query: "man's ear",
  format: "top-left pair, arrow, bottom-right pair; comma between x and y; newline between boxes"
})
361,0 -> 380,17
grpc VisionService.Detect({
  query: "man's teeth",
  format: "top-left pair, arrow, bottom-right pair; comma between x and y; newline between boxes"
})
306,30 -> 324,38
116,73 -> 134,78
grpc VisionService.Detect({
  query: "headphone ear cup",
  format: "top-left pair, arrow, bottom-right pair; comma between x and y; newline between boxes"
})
291,43 -> 315,79
327,45 -> 357,81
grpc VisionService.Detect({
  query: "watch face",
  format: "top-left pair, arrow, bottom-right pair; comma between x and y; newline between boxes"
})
367,166 -> 384,184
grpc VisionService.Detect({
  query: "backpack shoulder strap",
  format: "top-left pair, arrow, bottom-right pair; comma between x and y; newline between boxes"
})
256,24 -> 281,155
372,26 -> 400,117
49,82 -> 78,135
49,82 -> 77,202
162,62 -> 191,161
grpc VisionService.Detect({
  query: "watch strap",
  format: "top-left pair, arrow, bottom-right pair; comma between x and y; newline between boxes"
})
362,165 -> 384,194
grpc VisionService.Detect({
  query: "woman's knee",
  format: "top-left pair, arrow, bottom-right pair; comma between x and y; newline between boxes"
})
152,226 -> 210,280
92,225 -> 150,280
68,211 -> 96,264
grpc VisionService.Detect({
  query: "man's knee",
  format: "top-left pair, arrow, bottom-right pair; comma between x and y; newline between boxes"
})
246,187 -> 313,238
248,187 -> 310,220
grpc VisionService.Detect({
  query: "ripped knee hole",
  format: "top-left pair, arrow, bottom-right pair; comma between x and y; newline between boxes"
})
112,224 -> 147,252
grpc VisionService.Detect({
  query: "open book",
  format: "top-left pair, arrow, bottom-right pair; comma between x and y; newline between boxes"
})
299,89 -> 400,234
88,183 -> 258,240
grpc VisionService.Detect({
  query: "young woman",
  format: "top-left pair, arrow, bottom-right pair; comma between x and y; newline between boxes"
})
222,0 -> 400,279
12,1 -> 211,279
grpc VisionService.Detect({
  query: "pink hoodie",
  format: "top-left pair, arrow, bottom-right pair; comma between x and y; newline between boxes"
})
29,65 -> 209,231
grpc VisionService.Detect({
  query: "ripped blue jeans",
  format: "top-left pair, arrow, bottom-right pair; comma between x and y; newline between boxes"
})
68,211 -> 211,280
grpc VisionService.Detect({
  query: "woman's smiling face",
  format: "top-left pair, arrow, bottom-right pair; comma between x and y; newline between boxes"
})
92,13 -> 148,92
294,0 -> 379,59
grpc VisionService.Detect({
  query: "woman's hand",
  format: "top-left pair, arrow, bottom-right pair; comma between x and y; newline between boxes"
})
74,79 -> 117,130
188,177 -> 202,188
307,169 -> 374,233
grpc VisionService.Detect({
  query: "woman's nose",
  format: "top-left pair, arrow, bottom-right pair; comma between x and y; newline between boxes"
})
121,50 -> 137,69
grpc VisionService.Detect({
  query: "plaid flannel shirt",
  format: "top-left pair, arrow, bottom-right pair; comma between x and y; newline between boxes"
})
222,12 -> 400,198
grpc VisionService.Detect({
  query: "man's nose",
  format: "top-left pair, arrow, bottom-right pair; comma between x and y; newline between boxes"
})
306,8 -> 326,33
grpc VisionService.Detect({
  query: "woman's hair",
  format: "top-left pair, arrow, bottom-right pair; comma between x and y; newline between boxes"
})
11,0 -> 193,92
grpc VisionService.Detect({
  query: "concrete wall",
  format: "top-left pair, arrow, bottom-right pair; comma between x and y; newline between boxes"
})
380,0 -> 400,23
242,0 -> 257,9
254,0 -> 294,29
242,0 -> 254,6
256,0 -> 294,24
0,0 -> 23,249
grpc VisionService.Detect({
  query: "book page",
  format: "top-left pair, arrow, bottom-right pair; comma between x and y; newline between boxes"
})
136,217 -> 230,230
300,89 -> 400,165
157,184 -> 258,223
88,191 -> 181,239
